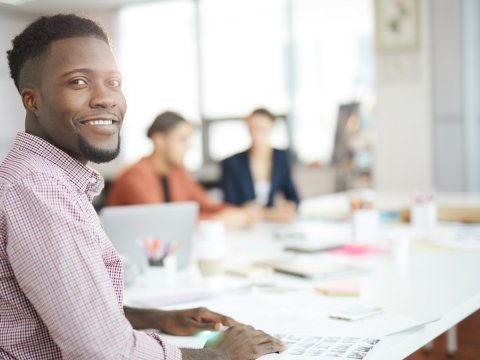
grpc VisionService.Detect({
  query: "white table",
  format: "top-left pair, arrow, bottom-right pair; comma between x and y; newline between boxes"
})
125,193 -> 480,359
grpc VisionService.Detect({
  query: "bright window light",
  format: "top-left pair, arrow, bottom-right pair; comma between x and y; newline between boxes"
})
199,0 -> 289,118
117,0 -> 373,167
292,0 -> 373,164
118,0 -> 201,170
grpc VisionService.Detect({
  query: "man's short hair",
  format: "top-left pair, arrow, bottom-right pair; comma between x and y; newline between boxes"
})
249,108 -> 276,122
7,14 -> 110,92
147,111 -> 188,138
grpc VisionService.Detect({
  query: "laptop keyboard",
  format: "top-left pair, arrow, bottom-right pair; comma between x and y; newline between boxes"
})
273,334 -> 381,359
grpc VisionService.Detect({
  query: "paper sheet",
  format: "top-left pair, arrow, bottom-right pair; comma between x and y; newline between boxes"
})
154,290 -> 426,359
161,289 -> 420,337
420,224 -> 480,251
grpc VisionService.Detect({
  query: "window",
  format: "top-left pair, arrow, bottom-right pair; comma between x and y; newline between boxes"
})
292,0 -> 374,164
118,0 -> 201,170
117,0 -> 373,168
199,0 -> 289,118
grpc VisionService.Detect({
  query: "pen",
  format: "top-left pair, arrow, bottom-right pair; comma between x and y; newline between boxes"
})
316,289 -> 359,297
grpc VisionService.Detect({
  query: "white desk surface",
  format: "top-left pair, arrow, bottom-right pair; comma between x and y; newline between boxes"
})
124,193 -> 480,360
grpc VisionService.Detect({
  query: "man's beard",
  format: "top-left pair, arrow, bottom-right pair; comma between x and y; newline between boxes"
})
77,133 -> 121,164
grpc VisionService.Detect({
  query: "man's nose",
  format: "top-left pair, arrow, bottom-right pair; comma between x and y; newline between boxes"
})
90,83 -> 117,109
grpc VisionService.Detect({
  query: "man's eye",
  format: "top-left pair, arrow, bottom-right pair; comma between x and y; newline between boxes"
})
109,79 -> 121,87
71,79 -> 87,86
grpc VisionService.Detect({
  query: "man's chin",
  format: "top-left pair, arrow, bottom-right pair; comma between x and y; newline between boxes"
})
87,150 -> 119,164
78,135 -> 121,164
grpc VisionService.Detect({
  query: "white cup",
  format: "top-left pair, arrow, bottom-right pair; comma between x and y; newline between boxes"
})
144,265 -> 164,289
163,254 -> 177,274
389,235 -> 410,264
411,202 -> 437,234
196,220 -> 226,277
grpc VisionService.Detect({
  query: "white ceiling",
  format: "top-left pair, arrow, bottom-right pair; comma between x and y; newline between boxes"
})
0,0 -> 160,14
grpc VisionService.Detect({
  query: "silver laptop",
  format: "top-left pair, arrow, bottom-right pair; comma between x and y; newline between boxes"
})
100,202 -> 198,272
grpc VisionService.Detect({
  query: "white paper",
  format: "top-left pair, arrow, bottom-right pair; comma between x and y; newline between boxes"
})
156,290 -> 423,359
421,224 -> 480,251
162,289 -> 420,338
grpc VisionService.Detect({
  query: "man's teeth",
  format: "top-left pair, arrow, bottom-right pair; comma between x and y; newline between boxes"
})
85,119 -> 114,125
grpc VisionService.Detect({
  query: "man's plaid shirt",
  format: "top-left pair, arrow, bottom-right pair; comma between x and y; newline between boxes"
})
0,132 -> 182,359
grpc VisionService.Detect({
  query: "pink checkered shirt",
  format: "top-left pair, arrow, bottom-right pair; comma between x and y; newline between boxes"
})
0,132 -> 182,359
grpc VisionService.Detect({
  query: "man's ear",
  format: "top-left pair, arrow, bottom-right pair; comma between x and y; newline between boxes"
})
21,88 -> 40,117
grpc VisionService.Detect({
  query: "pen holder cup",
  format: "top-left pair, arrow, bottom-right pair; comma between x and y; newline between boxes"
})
145,255 -> 177,288
411,202 -> 437,233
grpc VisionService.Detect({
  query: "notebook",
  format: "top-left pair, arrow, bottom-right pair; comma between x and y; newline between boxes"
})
284,240 -> 346,253
100,202 -> 198,271
256,256 -> 368,279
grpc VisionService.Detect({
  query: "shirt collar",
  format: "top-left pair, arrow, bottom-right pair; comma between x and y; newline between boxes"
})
13,132 -> 104,200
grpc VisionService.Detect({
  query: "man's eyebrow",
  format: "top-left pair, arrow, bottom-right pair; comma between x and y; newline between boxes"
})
61,68 -> 93,77
61,68 -> 122,77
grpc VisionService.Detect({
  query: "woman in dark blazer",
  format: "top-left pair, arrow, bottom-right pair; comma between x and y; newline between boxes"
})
221,108 -> 300,222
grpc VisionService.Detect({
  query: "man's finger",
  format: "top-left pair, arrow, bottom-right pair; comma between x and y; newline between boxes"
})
252,333 -> 284,347
189,319 -> 220,331
196,308 -> 242,327
219,315 -> 242,327
255,341 -> 286,355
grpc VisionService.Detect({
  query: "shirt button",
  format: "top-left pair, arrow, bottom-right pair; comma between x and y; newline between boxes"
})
89,177 -> 97,184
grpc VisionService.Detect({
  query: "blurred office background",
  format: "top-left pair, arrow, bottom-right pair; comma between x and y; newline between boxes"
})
0,0 -> 478,198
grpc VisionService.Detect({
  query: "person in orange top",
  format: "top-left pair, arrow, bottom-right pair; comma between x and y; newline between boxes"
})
107,111 -> 259,228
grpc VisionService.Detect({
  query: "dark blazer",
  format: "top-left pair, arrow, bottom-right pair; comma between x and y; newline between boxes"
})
221,149 -> 300,208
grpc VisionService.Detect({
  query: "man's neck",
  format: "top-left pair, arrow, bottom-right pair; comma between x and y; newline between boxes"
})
150,153 -> 171,176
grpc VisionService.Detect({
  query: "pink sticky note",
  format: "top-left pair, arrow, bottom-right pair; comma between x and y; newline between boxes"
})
329,244 -> 386,256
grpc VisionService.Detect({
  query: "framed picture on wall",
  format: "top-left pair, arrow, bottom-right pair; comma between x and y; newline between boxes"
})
375,0 -> 420,52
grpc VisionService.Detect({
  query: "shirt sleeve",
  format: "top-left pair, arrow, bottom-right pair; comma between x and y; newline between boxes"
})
107,170 -> 162,206
4,173 -> 181,360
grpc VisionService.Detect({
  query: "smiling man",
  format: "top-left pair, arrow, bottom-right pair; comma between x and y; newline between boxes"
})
0,14 -> 283,359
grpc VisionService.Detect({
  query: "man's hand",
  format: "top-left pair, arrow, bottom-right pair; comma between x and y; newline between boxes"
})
157,307 -> 240,336
124,306 -> 240,336
125,307 -> 285,359
203,325 -> 285,360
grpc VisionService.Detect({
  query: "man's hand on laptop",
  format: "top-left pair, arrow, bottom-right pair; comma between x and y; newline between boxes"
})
203,325 -> 285,359
125,306 -> 285,359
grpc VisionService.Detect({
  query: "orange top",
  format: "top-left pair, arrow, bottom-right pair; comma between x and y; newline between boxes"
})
106,157 -> 229,219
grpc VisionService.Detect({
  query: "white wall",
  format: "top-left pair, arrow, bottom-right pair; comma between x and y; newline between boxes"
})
0,10 -> 32,162
463,0 -> 480,192
431,0 -> 464,191
373,0 -> 433,191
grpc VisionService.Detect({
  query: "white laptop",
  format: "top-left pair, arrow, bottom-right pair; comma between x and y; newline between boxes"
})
100,202 -> 198,272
